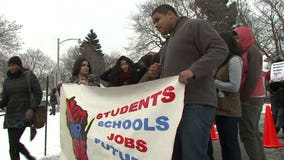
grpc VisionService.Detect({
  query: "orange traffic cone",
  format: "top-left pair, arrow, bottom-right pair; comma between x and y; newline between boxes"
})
263,105 -> 284,148
211,123 -> 219,140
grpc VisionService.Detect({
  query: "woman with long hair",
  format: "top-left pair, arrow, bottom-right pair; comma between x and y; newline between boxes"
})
214,31 -> 243,160
69,56 -> 100,86
100,56 -> 141,86
57,56 -> 100,97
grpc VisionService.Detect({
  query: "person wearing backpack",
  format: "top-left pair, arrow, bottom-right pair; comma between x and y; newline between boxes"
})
0,56 -> 42,160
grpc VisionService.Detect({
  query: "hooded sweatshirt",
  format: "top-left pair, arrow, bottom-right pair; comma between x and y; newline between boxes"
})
234,26 -> 265,100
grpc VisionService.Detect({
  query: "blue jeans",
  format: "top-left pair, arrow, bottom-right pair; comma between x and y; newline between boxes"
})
215,116 -> 241,160
172,104 -> 216,160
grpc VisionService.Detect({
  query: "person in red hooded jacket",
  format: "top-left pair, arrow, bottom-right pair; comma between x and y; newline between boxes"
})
233,26 -> 266,160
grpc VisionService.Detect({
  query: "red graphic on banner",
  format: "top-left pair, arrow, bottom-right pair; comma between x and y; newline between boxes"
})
66,97 -> 94,160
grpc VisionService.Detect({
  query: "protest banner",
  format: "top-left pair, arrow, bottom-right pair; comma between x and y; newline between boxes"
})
271,61 -> 284,82
60,76 -> 185,160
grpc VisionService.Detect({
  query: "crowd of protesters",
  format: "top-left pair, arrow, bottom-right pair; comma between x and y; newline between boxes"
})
1,3 -> 284,160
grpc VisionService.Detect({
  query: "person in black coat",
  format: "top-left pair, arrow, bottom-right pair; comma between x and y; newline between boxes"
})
49,88 -> 57,115
100,56 -> 144,87
0,56 -> 42,160
268,76 -> 284,133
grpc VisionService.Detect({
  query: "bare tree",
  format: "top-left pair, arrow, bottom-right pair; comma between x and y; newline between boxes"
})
104,51 -> 120,69
127,0 -> 238,60
0,15 -> 22,55
60,46 -> 81,82
0,53 -> 8,85
260,0 -> 284,58
60,46 -> 120,81
20,49 -> 55,87
195,0 -> 238,32
235,0 -> 254,26
252,0 -> 284,60
0,15 -> 22,85
234,0 -> 284,61
127,0 -> 193,60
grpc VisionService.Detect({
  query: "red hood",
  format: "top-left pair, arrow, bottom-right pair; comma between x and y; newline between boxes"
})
234,26 -> 255,51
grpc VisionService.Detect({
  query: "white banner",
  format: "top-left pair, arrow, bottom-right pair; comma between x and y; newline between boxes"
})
271,61 -> 284,82
60,76 -> 185,160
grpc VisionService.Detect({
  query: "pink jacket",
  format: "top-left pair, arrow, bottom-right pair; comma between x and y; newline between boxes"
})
234,26 -> 265,99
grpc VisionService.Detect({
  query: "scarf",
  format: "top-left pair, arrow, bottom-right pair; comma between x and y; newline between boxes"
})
119,70 -> 131,83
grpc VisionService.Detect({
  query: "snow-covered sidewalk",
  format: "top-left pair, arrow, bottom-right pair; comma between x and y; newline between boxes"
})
0,113 -> 61,160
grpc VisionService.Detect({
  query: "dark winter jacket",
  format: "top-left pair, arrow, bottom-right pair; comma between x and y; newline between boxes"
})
100,56 -> 145,87
49,88 -> 57,105
0,69 -> 42,128
268,82 -> 284,107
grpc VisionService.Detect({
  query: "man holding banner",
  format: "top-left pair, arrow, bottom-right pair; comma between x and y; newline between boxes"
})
148,4 -> 228,160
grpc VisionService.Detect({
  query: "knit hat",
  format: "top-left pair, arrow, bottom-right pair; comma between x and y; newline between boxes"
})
8,56 -> 22,67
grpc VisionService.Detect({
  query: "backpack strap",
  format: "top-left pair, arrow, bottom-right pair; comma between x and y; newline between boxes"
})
24,70 -> 35,108
25,70 -> 31,91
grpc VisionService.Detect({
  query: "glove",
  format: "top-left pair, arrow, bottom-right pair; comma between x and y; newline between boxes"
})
25,108 -> 34,121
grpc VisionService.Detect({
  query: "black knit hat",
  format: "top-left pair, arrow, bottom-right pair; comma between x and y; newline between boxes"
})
8,56 -> 22,67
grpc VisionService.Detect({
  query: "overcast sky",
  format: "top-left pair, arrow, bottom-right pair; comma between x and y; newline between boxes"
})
1,0 -> 257,62
0,0 -> 144,61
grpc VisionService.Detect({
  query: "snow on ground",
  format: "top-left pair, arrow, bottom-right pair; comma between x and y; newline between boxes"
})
0,103 -> 271,160
0,112 -> 61,160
